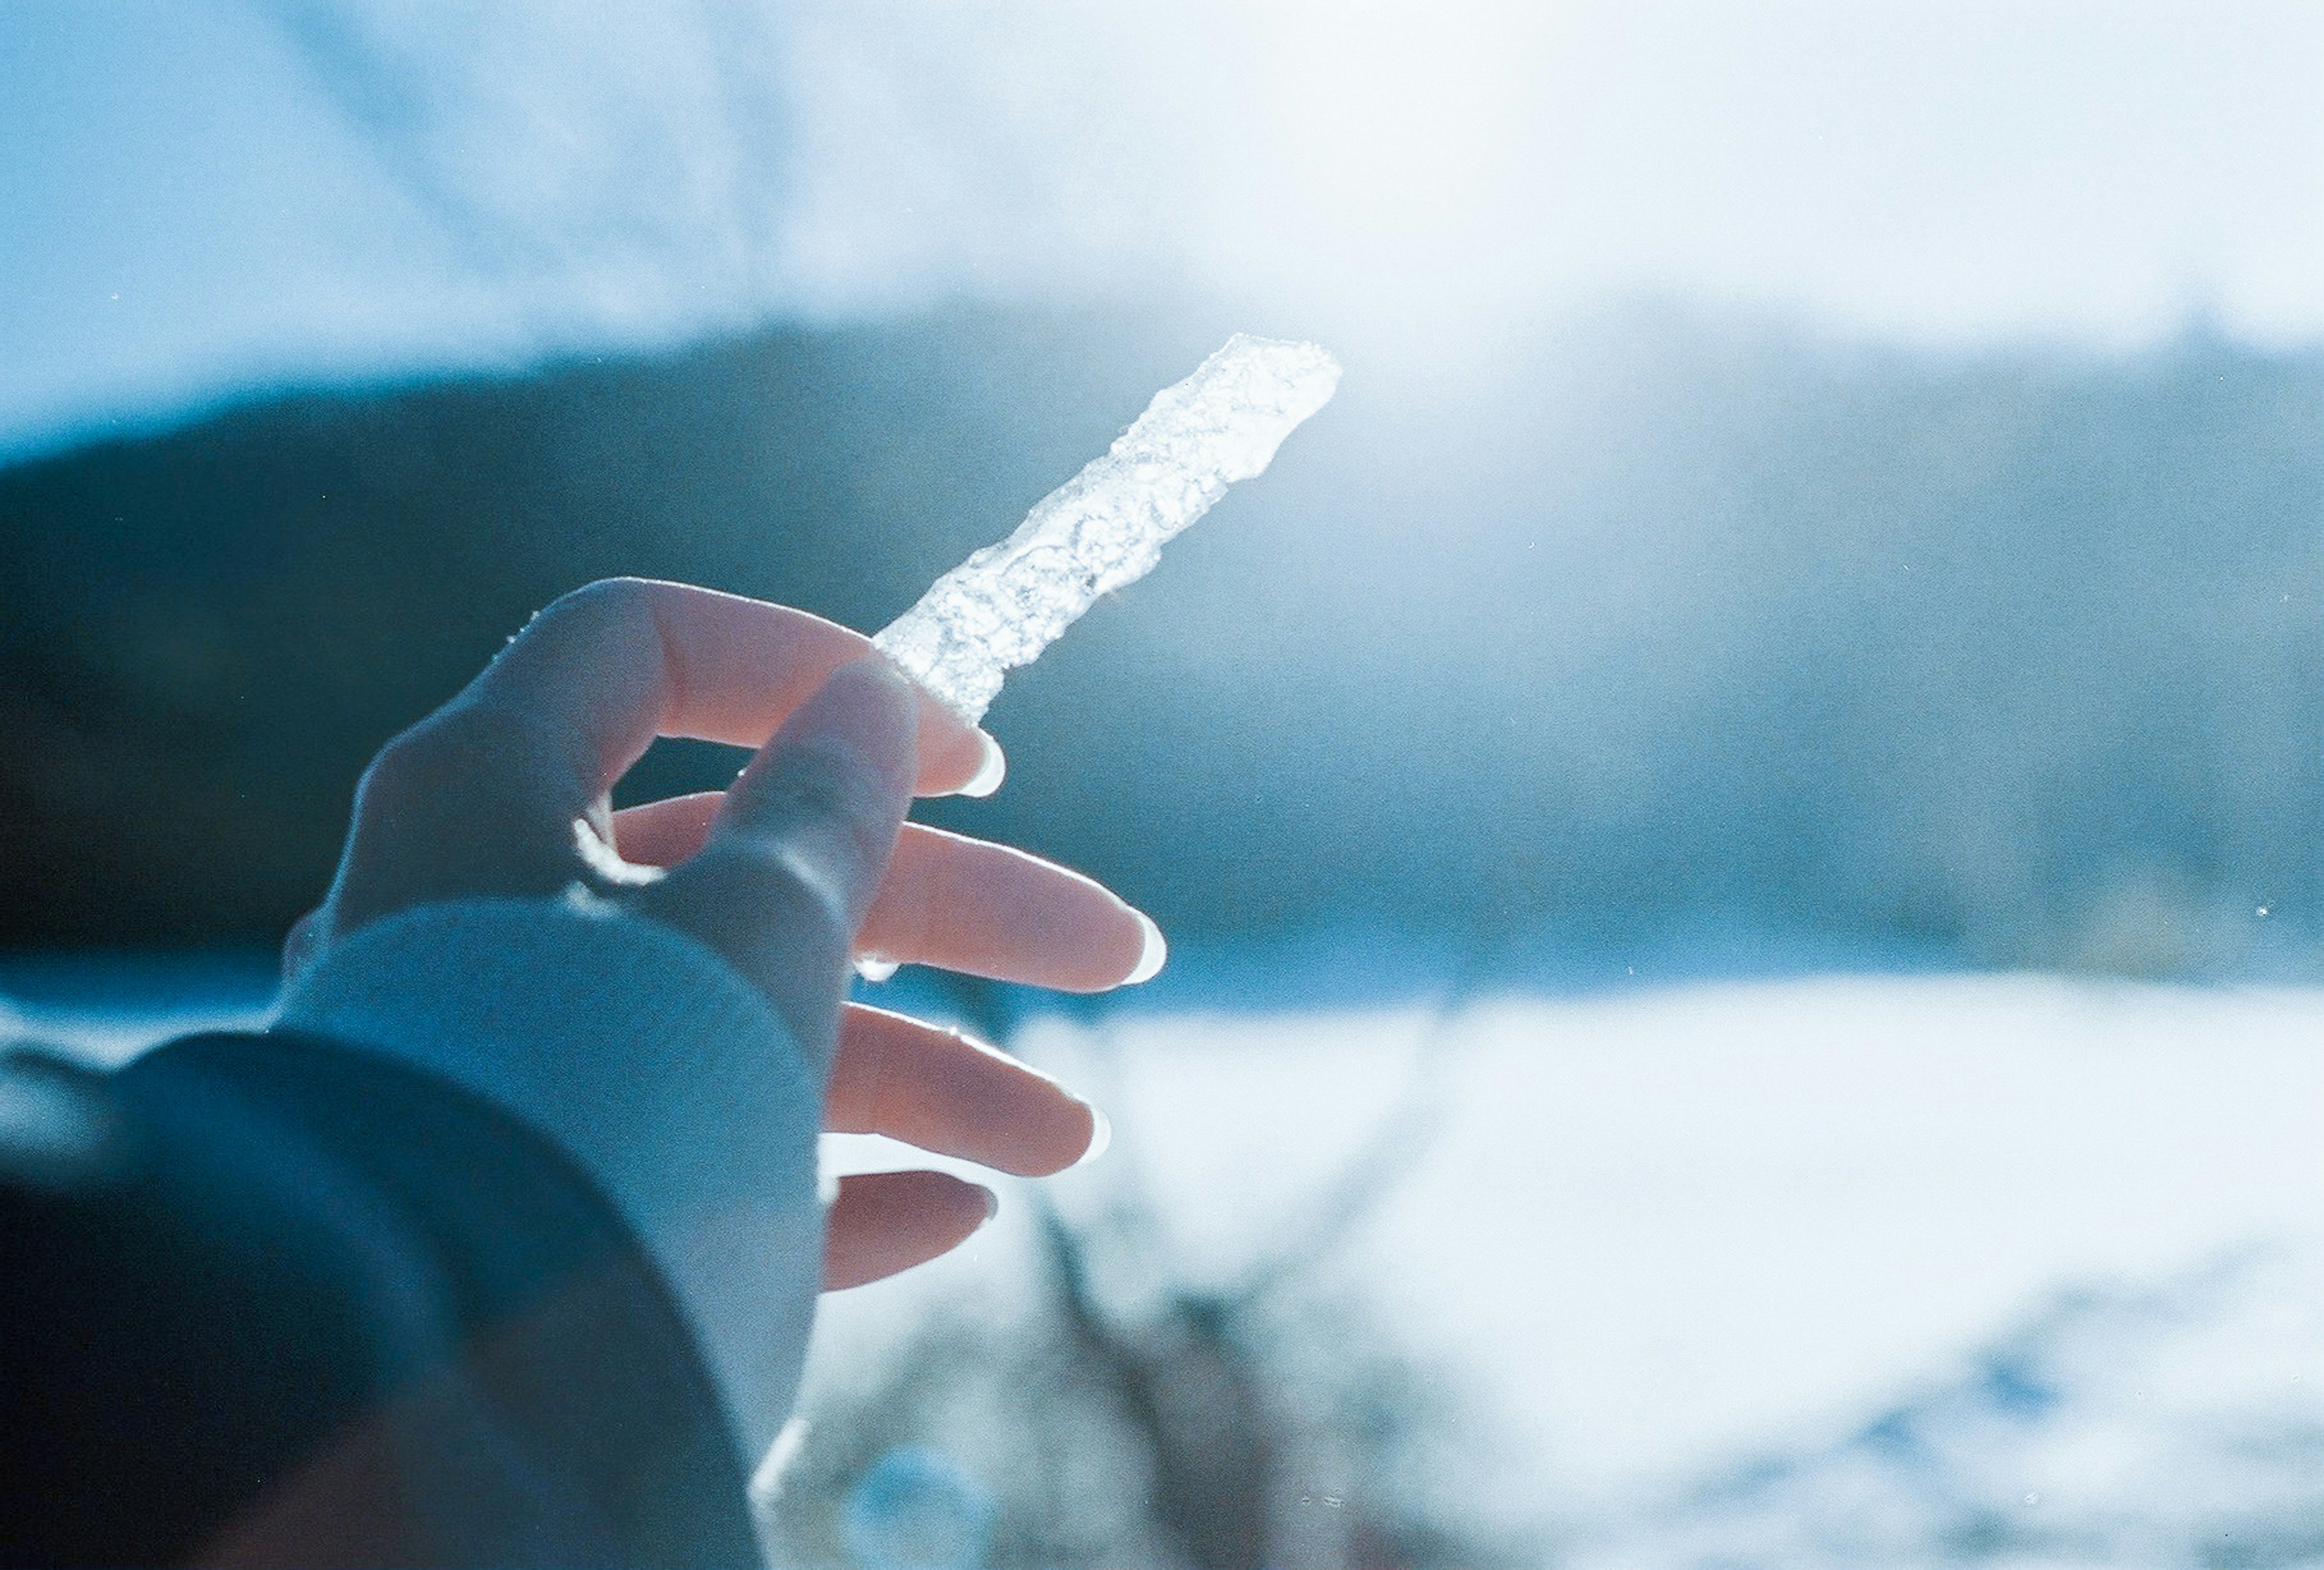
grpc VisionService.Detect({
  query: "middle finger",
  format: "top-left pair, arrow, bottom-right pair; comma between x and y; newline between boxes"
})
614,794 -> 1161,992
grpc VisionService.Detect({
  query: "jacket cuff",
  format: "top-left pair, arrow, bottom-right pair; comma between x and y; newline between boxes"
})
276,893 -> 822,1459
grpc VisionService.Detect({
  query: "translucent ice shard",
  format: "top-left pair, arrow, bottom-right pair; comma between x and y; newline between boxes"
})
874,333 -> 1341,723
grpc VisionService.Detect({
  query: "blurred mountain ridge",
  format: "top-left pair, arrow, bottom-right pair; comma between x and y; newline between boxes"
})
2,296 -> 2317,973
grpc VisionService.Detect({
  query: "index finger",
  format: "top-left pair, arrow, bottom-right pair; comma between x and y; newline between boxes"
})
462,578 -> 1000,801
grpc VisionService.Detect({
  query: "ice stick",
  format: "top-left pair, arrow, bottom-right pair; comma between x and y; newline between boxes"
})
873,333 -> 1341,724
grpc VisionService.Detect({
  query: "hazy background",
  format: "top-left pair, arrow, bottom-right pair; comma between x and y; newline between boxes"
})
4,0 -> 2322,976
3,3 -> 2321,1563
7,0 -> 2323,459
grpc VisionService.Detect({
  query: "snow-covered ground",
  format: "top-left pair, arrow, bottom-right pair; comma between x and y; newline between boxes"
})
8,961 -> 2320,1554
1571,1245 -> 2324,1565
812,973 -> 2324,1548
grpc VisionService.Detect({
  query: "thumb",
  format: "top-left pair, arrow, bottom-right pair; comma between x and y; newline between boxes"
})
631,659 -> 918,1068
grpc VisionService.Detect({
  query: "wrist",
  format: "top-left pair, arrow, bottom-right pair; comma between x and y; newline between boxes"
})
275,891 -> 825,1456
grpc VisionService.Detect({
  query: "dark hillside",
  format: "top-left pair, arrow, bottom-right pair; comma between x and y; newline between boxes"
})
3,301 -> 2317,974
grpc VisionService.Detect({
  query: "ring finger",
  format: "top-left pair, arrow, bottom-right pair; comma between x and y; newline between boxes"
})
830,1003 -> 1105,1175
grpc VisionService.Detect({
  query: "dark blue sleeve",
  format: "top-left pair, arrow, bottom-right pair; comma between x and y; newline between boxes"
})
0,1032 -> 761,1569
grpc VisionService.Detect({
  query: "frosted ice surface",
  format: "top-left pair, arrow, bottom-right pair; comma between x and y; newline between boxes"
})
874,333 -> 1341,723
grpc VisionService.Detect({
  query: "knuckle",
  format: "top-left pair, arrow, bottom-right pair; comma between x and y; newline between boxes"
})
355,701 -> 549,828
542,576 -> 656,632
357,718 -> 463,810
744,747 -> 889,856
747,840 -> 858,954
499,577 -> 671,721
488,578 -> 658,678
637,839 -> 856,1016
754,757 -> 854,824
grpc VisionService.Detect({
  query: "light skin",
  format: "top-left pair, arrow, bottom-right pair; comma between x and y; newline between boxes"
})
284,577 -> 1149,1292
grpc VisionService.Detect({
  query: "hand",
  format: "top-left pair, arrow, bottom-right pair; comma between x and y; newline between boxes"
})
287,577 -> 1158,1289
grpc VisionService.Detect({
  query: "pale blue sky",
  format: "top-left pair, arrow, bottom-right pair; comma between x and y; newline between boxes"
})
2,0 -> 2318,457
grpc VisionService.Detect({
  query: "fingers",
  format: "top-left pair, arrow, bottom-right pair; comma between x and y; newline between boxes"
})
830,1005 -> 1105,1176
462,578 -> 999,804
822,1169 -> 996,1290
631,660 -> 916,1061
864,826 -> 1159,992
613,799 -> 1164,993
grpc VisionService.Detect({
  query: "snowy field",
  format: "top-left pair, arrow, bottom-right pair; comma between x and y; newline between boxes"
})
818,973 -> 2324,1560
9,959 -> 2321,1560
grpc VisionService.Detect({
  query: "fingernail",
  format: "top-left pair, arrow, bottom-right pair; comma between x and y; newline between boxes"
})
954,732 -> 1006,798
1072,1105 -> 1112,1168
980,1186 -> 1000,1221
1125,911 -> 1167,985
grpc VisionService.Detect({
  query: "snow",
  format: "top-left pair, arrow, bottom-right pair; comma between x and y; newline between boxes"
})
816,973 -> 2324,1520
1566,1247 -> 2324,1564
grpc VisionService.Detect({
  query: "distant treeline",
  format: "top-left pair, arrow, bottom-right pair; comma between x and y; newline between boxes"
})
2,299 -> 2318,975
